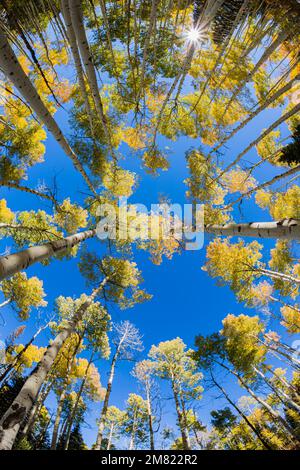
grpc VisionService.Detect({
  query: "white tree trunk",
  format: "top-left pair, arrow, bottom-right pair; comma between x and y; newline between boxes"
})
138,0 -> 159,97
217,102 -> 300,180
60,0 -> 94,136
107,423 -> 114,450
0,181 -> 55,204
219,362 -> 300,441
212,72 -> 300,155
0,298 -> 11,309
256,267 -> 300,285
0,280 -> 107,450
68,0 -> 111,145
94,350 -> 119,450
0,26 -> 97,196
253,366 -> 300,413
223,29 -> 290,116
225,163 -> 300,207
0,229 -> 96,281
205,219 -> 300,240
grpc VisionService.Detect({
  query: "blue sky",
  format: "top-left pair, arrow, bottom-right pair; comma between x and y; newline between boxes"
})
0,84 -> 297,448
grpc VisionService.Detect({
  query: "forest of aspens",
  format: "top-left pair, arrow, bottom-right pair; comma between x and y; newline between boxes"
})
0,0 -> 299,453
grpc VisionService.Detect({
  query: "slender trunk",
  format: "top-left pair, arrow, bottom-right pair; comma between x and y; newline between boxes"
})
211,73 -> 300,155
64,350 -> 94,450
1,0 -> 60,106
215,102 -> 300,184
190,0 -> 251,115
129,411 -> 137,450
270,296 -> 300,315
271,366 -> 300,396
94,349 -> 120,450
180,394 -> 191,450
253,267 -> 300,285
171,380 -> 190,450
52,329 -> 85,450
0,298 -> 11,309
256,337 -> 300,371
152,50 -> 194,145
35,415 -> 51,449
253,366 -> 300,413
262,338 -> 300,367
205,219 -> 300,240
107,423 -> 114,450
225,163 -> 300,209
68,0 -> 112,153
0,228 -> 96,281
210,370 -> 273,450
0,279 -> 107,450
21,377 -> 54,438
137,0 -> 159,99
217,361 -> 300,442
97,0 -> 124,93
51,381 -> 69,450
146,382 -> 154,450
0,320 -> 51,384
0,26 -> 97,196
173,0 -> 226,105
60,0 -> 94,136
222,29 -> 290,117
59,408 -> 72,446
0,181 -> 56,205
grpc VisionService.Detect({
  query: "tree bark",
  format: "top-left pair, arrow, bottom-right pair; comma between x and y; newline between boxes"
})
21,376 -> 54,438
205,219 -> 300,240
146,383 -> 155,450
0,298 -> 11,309
68,0 -> 111,148
107,423 -> 114,450
0,279 -> 107,450
210,370 -> 273,450
51,380 -> 69,450
0,228 -> 96,281
94,348 -> 120,450
217,361 -> 300,442
0,26 -> 97,196
171,380 -> 190,450
225,163 -> 300,208
215,102 -> 300,183
253,366 -> 300,413
254,267 -> 300,285
60,0 -> 94,136
222,29 -> 290,117
211,73 -> 300,155
64,350 -> 94,450
0,320 -> 51,384
129,410 -> 137,450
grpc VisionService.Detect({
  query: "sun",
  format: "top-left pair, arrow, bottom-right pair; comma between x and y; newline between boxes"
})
183,27 -> 205,47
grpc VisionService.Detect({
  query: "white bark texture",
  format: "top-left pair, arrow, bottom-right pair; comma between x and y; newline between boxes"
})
217,102 -> 300,179
0,281 -> 106,450
68,0 -> 109,141
60,0 -> 94,135
212,72 -> 300,155
0,229 -> 96,281
205,219 -> 300,240
0,26 -> 97,196
223,29 -> 290,115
